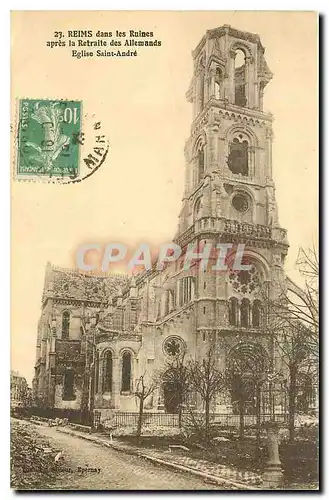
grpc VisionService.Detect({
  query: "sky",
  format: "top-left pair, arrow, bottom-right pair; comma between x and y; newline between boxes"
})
11,11 -> 318,385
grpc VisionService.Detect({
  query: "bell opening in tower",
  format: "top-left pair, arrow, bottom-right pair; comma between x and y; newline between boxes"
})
234,49 -> 247,107
214,67 -> 222,100
228,137 -> 249,176
197,146 -> 205,182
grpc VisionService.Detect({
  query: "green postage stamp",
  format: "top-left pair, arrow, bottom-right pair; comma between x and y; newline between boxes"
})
16,99 -> 82,179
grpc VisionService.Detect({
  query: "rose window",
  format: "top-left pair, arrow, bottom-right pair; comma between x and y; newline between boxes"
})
163,336 -> 185,357
229,265 -> 261,295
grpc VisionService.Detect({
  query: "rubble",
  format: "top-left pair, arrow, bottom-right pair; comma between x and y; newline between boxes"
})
11,420 -> 58,489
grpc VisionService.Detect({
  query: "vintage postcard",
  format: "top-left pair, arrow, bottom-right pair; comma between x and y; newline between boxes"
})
10,11 -> 319,491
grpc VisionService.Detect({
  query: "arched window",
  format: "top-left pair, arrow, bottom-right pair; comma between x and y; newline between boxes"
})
179,277 -> 193,306
228,342 -> 268,414
197,144 -> 205,183
215,67 -> 222,99
62,311 -> 70,339
63,369 -> 75,400
252,300 -> 262,328
228,137 -> 249,176
234,49 -> 247,107
121,352 -> 132,392
229,297 -> 239,326
241,298 -> 250,327
194,198 -> 202,221
102,351 -> 113,393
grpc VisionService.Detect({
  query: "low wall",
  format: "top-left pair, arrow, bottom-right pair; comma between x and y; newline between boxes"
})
23,406 -> 94,426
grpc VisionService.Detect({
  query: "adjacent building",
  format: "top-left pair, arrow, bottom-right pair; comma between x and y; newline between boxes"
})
11,371 -> 30,409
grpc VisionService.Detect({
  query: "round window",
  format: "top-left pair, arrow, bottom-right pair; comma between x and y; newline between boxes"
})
163,336 -> 186,357
232,194 -> 249,212
229,265 -> 261,294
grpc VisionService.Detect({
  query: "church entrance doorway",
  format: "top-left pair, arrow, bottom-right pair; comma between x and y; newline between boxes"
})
163,381 -> 180,414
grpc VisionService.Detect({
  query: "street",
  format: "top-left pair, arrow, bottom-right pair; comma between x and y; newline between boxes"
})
36,425 -> 220,490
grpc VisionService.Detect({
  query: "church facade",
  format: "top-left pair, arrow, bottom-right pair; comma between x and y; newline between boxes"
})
33,26 -> 291,421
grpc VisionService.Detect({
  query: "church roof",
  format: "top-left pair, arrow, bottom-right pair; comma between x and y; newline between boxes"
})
42,263 -> 129,304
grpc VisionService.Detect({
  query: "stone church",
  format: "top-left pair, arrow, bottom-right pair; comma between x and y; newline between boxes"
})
33,26 -> 292,420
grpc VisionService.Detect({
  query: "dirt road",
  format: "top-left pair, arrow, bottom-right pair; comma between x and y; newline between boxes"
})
35,425 -> 220,490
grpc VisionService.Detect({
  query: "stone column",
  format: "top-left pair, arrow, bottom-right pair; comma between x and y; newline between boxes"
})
176,281 -> 181,308
237,300 -> 241,326
184,156 -> 190,195
112,356 -> 121,409
207,126 -> 218,170
132,356 -> 138,394
259,88 -> 264,111
263,421 -> 284,489
195,69 -> 202,115
248,146 -> 256,178
192,77 -> 197,118
202,177 -> 211,217
98,355 -> 104,394
244,58 -> 250,107
254,82 -> 259,109
266,128 -> 273,180
228,51 -> 236,104
204,72 -> 210,104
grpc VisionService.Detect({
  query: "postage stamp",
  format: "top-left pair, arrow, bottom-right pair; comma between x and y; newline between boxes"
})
16,99 -> 82,179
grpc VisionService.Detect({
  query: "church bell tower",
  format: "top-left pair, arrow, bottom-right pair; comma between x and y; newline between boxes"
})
174,25 -> 289,352
177,24 -> 287,236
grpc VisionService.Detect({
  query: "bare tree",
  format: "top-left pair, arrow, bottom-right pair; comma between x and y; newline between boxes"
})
295,245 -> 319,354
271,320 -> 315,442
187,343 -> 225,441
264,246 -> 319,442
134,373 -> 158,443
226,361 -> 262,441
163,354 -> 190,429
271,245 -> 319,360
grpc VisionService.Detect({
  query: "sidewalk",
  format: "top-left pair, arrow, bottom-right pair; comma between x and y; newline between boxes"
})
55,426 -> 264,490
